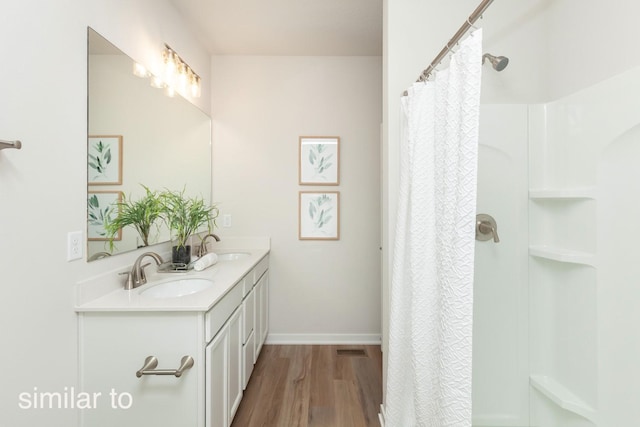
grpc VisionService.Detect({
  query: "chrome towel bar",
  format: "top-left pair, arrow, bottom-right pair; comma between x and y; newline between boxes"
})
135,355 -> 194,378
0,139 -> 22,150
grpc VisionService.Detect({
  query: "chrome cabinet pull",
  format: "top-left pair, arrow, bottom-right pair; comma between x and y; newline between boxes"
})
136,355 -> 194,378
0,139 -> 21,150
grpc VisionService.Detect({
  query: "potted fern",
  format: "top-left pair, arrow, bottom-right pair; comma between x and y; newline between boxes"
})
104,185 -> 163,251
159,188 -> 219,265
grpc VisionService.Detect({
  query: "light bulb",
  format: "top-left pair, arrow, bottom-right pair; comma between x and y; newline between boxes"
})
190,75 -> 201,98
149,74 -> 165,88
132,62 -> 148,78
163,49 -> 177,87
177,63 -> 188,93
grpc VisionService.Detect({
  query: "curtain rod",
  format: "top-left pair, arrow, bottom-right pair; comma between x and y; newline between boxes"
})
415,0 -> 495,83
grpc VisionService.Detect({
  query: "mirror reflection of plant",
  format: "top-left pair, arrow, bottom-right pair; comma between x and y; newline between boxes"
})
88,194 -> 116,238
159,188 -> 219,249
104,185 -> 163,251
308,194 -> 333,230
308,144 -> 334,177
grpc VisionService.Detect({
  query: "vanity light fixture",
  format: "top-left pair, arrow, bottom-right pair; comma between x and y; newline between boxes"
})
132,44 -> 202,99
161,44 -> 201,98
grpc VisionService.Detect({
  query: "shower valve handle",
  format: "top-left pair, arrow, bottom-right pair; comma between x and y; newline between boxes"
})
476,214 -> 500,243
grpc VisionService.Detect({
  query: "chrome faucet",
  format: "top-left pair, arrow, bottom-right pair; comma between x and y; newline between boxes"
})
197,233 -> 221,257
123,252 -> 164,290
88,251 -> 111,261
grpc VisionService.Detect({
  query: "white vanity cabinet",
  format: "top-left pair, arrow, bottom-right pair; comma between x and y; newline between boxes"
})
78,253 -> 269,427
206,305 -> 242,427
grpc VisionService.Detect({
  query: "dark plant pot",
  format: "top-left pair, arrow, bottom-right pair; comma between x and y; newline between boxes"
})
172,245 -> 191,265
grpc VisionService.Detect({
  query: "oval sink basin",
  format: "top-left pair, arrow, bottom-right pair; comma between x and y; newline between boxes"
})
140,278 -> 214,298
216,252 -> 250,261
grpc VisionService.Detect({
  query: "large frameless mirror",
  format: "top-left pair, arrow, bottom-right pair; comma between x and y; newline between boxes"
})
87,27 -> 211,261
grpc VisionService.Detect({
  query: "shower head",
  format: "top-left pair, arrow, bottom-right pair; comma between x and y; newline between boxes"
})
482,53 -> 509,71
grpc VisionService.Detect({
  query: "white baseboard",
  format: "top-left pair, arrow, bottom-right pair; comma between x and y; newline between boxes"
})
265,333 -> 381,345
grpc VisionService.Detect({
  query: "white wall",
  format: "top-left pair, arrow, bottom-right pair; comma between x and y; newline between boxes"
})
0,1 -> 210,425
544,0 -> 640,101
211,56 -> 382,342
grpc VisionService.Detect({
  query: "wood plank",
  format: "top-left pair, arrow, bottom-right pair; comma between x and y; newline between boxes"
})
334,379 -> 368,427
309,345 -> 335,407
231,345 -> 382,427
280,346 -> 312,426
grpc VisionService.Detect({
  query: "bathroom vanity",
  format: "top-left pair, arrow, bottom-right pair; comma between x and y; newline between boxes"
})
76,246 -> 269,427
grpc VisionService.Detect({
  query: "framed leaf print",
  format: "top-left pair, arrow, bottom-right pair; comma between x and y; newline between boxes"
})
88,191 -> 122,241
88,135 -> 123,185
299,136 -> 339,185
299,191 -> 340,240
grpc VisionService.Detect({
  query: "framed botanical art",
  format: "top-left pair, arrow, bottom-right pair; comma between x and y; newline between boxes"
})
88,135 -> 123,185
88,191 -> 122,241
299,191 -> 340,240
299,136 -> 340,185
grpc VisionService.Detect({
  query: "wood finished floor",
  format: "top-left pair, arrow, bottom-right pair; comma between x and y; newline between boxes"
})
231,345 -> 383,427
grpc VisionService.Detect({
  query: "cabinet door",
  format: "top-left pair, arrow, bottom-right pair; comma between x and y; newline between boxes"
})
242,288 -> 255,344
242,331 -> 256,389
80,313 -> 201,427
228,307 -> 243,423
206,323 -> 228,427
255,273 -> 269,358
261,273 -> 269,345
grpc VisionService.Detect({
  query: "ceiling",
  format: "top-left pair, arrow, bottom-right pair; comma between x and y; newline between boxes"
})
169,0 -> 383,56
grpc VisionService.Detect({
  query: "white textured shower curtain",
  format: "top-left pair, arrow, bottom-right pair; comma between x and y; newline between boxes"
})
385,29 -> 482,427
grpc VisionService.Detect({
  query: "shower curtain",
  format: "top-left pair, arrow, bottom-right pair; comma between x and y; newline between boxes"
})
385,29 -> 482,427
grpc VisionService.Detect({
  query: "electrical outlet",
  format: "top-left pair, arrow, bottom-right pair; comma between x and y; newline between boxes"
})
223,214 -> 232,228
67,231 -> 83,261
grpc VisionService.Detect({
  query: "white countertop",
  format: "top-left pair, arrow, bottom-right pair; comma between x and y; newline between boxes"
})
75,247 -> 269,313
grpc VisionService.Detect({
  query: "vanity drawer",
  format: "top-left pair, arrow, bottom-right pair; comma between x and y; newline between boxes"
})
205,281 -> 243,342
252,255 -> 269,285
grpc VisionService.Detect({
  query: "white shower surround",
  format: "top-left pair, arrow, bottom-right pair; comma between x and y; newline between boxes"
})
471,67 -> 640,427
472,104 -> 529,426
528,66 -> 640,427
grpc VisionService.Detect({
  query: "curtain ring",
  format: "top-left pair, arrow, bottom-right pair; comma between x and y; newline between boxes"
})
466,17 -> 477,30
445,43 -> 456,55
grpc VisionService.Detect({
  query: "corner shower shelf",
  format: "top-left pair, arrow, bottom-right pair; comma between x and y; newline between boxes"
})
529,187 -> 596,200
529,245 -> 596,267
530,375 -> 596,423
